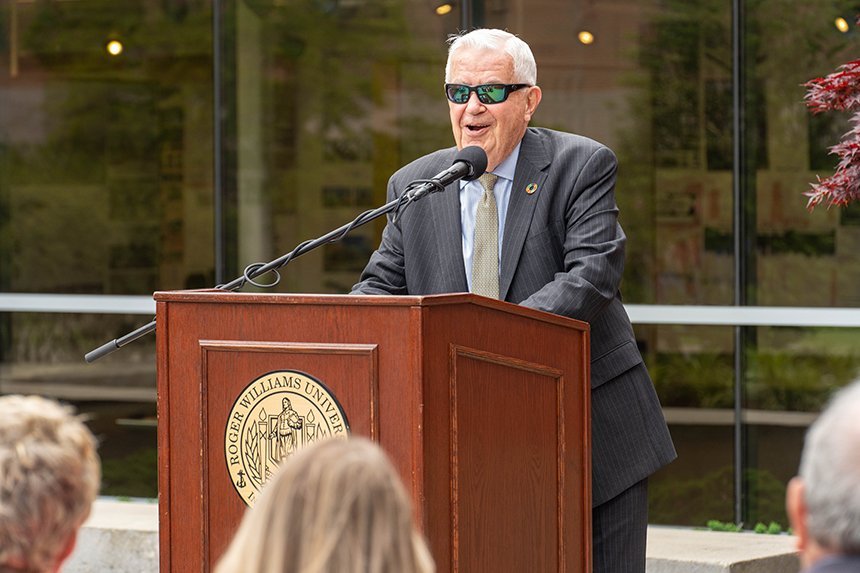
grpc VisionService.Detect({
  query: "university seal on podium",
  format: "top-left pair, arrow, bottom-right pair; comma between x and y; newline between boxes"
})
224,370 -> 349,506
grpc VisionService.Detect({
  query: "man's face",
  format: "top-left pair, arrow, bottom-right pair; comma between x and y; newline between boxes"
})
447,47 -> 541,171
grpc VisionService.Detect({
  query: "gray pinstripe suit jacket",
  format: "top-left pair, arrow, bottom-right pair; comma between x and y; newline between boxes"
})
352,127 -> 676,506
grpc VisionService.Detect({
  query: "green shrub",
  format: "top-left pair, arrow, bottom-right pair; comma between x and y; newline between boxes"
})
707,520 -> 742,532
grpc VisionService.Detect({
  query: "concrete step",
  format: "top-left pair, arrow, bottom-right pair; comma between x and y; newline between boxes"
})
64,501 -> 800,572
64,500 -> 158,573
646,526 -> 799,573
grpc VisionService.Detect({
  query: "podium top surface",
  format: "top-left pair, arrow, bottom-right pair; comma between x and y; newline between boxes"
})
153,290 -> 588,332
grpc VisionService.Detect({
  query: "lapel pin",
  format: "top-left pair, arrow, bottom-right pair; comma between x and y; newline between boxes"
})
525,183 -> 538,195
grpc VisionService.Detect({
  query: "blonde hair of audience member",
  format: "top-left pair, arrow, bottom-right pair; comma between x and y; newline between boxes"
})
787,379 -> 860,568
215,437 -> 435,573
0,395 -> 101,573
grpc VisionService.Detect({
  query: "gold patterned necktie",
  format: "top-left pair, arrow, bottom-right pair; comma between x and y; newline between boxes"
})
471,173 -> 500,299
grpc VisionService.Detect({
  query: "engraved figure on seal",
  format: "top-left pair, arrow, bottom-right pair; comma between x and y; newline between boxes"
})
271,397 -> 303,460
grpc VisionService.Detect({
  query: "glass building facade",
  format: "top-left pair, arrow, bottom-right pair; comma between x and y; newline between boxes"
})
2,0 -> 859,526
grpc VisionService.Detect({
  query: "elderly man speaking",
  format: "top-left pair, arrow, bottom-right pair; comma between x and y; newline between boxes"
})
352,28 -> 676,573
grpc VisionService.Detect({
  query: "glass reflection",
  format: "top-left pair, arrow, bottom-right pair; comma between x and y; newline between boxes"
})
640,324 -> 735,525
0,312 -> 156,498
0,0 -> 214,296
747,0 -> 858,308
229,0 -> 457,294
744,326 -> 860,526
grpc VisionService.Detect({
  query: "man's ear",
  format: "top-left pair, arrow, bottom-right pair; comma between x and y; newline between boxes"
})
786,477 -> 808,552
524,86 -> 542,121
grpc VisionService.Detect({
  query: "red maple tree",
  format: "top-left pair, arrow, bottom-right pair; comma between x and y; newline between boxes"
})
804,58 -> 860,209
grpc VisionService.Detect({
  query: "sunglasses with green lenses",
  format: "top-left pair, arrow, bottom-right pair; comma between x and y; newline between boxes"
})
445,83 -> 530,105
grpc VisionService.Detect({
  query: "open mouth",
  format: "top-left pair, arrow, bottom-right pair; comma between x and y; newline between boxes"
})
467,123 -> 490,133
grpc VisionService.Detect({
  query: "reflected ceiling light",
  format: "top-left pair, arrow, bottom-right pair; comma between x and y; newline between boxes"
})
435,2 -> 454,16
577,30 -> 595,45
106,40 -> 123,56
835,17 -> 850,33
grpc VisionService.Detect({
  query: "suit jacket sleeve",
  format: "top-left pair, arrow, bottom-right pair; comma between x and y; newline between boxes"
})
350,176 -> 409,295
518,145 -> 625,324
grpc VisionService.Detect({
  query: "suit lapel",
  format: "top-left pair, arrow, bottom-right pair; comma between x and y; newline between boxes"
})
500,129 -> 550,300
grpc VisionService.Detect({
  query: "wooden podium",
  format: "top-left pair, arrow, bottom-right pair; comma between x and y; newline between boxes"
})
155,291 -> 591,572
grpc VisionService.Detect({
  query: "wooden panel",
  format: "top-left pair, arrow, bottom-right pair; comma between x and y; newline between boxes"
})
420,300 -> 590,573
156,301 -> 173,573
450,346 -> 564,572
199,341 -> 378,568
155,292 -> 589,573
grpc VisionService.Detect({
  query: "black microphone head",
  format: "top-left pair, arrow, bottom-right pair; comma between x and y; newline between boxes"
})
455,146 -> 488,181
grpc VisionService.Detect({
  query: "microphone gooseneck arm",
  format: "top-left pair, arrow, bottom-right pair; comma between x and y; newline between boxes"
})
402,145 -> 488,205
85,194 -> 409,363
84,146 -> 487,363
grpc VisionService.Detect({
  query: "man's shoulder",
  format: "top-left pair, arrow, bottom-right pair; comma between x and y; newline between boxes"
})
391,147 -> 457,183
526,127 -> 611,155
522,128 -> 617,172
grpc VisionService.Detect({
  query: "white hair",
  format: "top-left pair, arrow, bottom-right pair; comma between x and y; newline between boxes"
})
0,395 -> 100,572
800,378 -> 860,553
445,29 -> 537,85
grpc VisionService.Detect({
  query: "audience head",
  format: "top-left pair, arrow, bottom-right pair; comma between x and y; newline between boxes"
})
215,436 -> 435,573
0,395 -> 101,573
787,379 -> 860,567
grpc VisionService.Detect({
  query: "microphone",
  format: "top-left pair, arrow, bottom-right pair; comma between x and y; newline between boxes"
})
403,145 -> 488,202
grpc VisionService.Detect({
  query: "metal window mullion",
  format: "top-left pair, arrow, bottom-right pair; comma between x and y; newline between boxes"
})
731,0 -> 747,527
213,0 -> 225,285
460,1 -> 471,31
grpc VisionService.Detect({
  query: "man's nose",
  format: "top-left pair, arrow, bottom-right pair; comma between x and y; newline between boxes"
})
465,91 -> 486,112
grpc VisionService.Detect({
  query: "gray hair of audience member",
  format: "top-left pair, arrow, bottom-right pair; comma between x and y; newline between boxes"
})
445,29 -> 537,86
800,379 -> 860,554
215,437 -> 435,573
0,395 -> 101,572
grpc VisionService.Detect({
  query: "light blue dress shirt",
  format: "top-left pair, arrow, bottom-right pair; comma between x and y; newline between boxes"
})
459,142 -> 522,291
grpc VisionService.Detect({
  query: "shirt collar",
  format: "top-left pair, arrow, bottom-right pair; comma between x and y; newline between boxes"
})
459,141 -> 522,187
492,142 -> 521,181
